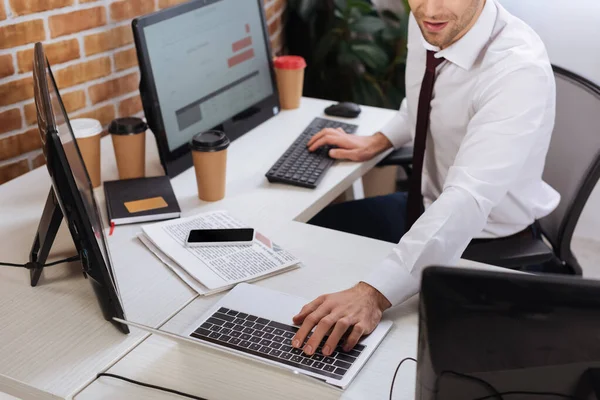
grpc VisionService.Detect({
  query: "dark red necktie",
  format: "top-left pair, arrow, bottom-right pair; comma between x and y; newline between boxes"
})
406,50 -> 445,230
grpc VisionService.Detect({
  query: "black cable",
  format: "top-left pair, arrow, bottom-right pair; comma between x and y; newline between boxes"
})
0,255 -> 79,269
473,392 -> 581,400
391,357 -> 580,400
390,357 -> 417,400
43,255 -> 80,266
97,373 -> 208,400
439,370 -> 503,400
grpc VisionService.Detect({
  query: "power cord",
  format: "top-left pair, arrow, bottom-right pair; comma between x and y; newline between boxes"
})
0,255 -> 79,268
97,373 -> 208,400
389,357 -> 416,400
390,357 -> 582,400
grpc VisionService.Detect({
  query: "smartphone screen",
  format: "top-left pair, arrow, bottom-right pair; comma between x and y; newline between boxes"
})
187,228 -> 254,243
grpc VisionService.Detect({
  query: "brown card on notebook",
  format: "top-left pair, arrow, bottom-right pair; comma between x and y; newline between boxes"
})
124,196 -> 169,214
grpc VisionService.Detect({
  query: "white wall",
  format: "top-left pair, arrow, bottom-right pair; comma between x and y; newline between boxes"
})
499,0 -> 600,241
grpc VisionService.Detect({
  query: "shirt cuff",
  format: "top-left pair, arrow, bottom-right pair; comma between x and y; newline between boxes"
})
362,256 -> 420,307
379,113 -> 412,149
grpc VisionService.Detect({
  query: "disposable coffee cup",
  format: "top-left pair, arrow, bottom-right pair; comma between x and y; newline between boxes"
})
109,117 -> 147,180
274,56 -> 306,110
190,131 -> 230,202
71,118 -> 102,188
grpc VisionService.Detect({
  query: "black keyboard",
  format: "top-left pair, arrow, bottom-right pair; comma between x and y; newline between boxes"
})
190,307 -> 365,381
265,117 -> 358,189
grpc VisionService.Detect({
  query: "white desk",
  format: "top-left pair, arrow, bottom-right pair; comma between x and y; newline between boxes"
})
0,97 -> 395,399
76,221 -> 505,400
0,97 -> 506,400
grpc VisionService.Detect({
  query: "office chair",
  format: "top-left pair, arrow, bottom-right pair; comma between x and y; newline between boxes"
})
377,66 -> 600,274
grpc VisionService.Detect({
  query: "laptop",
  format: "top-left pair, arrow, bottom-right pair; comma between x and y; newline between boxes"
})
417,266 -> 600,400
117,283 -> 392,389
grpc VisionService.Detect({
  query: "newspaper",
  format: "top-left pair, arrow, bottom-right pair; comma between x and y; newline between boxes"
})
140,210 -> 301,293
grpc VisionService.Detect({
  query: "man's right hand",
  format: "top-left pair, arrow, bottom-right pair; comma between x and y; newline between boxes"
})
307,129 -> 393,162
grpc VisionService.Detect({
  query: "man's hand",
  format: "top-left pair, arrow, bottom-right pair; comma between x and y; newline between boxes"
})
307,129 -> 392,162
291,282 -> 392,356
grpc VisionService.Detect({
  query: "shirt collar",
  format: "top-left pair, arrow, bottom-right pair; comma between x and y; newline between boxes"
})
420,0 -> 498,70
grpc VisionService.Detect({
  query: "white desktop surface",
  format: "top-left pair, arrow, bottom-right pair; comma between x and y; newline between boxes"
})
0,97 -> 394,399
75,221 -> 505,400
0,97 -> 503,400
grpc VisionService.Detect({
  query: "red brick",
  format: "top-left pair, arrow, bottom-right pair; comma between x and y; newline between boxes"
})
0,160 -> 30,184
84,25 -> 134,56
0,54 -> 14,79
0,77 -> 34,107
110,0 -> 154,22
49,7 -> 107,38
0,20 -> 45,50
17,39 -> 80,73
9,0 -> 73,16
268,15 -> 281,36
31,152 -> 46,169
158,0 -> 188,8
54,57 -> 111,89
24,90 -> 86,126
114,47 -> 138,71
72,104 -> 116,127
89,72 -> 139,104
79,0 -> 99,2
0,135 -> 20,161
0,108 -> 22,134
118,94 -> 142,117
18,128 -> 43,154
0,1 -> 6,20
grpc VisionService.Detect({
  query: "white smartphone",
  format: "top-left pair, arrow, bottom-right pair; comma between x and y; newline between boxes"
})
185,228 -> 255,247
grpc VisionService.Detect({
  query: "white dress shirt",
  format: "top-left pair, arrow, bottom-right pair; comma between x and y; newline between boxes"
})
363,0 -> 560,307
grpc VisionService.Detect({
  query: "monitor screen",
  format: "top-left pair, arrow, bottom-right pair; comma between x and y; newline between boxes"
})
141,0 -> 275,152
417,267 -> 600,400
46,72 -> 122,298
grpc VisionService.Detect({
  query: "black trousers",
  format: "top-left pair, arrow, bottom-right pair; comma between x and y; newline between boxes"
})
308,192 -> 410,243
308,192 -> 540,251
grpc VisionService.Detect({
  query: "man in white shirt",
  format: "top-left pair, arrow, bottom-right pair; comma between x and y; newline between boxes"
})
291,0 -> 560,358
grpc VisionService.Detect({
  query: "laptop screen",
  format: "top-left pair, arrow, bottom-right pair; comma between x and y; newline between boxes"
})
417,267 -> 600,400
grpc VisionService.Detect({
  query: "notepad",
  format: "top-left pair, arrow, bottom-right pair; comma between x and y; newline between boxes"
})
104,177 -> 181,225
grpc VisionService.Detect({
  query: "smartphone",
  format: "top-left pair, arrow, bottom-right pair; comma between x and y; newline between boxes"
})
185,228 -> 255,247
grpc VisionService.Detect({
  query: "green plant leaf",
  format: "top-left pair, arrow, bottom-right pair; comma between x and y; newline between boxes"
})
347,0 -> 373,14
334,0 -> 347,12
313,31 -> 339,65
381,25 -> 403,41
351,43 -> 390,70
350,15 -> 386,34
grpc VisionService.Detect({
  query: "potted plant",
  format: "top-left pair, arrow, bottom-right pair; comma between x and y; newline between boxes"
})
285,0 -> 410,109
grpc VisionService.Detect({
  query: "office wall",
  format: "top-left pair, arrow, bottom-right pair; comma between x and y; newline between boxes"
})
0,0 -> 286,185
499,0 -> 600,240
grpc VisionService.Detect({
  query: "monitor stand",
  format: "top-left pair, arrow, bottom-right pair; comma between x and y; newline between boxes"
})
27,188 -> 82,286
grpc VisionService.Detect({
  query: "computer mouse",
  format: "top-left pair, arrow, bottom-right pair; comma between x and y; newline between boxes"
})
324,102 -> 361,118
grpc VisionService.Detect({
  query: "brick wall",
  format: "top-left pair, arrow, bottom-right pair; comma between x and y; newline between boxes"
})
0,0 -> 286,185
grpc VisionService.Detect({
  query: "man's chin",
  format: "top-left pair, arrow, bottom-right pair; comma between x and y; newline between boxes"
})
423,34 -> 446,48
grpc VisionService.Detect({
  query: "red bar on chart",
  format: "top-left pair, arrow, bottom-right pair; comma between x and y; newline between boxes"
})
232,36 -> 253,52
228,48 -> 255,68
245,24 -> 250,33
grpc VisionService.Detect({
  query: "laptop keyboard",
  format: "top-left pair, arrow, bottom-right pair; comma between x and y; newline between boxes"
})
190,307 -> 365,380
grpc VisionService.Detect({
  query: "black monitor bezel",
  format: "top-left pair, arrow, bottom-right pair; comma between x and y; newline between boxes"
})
33,42 -> 129,334
133,0 -> 281,177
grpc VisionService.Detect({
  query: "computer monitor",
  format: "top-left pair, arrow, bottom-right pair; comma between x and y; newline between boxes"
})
133,0 -> 280,177
417,266 -> 600,400
31,42 -> 128,334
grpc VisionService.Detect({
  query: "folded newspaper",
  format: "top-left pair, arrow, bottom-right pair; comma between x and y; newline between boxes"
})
139,210 -> 301,296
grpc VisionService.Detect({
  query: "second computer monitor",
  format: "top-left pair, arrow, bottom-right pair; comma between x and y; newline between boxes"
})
133,0 -> 280,177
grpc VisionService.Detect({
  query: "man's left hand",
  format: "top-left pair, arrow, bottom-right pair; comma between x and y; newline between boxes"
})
291,282 -> 391,356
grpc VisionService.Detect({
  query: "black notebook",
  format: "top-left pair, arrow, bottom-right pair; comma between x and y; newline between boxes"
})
104,176 -> 181,225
